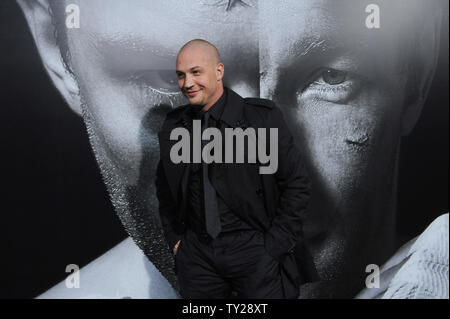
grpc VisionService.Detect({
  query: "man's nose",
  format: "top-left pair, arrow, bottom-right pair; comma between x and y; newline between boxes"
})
183,74 -> 194,89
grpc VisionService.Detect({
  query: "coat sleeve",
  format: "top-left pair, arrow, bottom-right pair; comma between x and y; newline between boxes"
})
155,160 -> 182,251
263,106 -> 311,262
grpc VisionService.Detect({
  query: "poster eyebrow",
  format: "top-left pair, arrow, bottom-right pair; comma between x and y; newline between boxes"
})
292,36 -> 345,59
97,38 -> 177,74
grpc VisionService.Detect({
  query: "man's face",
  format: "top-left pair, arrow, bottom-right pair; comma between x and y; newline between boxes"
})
259,0 -> 411,297
176,47 -> 222,107
57,0 -> 258,284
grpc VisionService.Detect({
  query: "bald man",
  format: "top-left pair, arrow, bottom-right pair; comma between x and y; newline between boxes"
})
155,39 -> 311,298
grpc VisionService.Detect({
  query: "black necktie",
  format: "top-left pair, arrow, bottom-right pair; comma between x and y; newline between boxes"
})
202,112 -> 221,238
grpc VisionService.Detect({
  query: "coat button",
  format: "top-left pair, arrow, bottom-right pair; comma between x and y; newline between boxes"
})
256,188 -> 263,196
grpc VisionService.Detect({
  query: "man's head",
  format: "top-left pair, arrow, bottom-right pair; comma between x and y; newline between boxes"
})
259,0 -> 442,297
176,40 -> 224,109
16,0 -> 259,287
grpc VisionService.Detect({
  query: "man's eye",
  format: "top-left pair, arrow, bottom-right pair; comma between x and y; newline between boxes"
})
157,70 -> 178,90
298,67 -> 358,103
321,69 -> 347,85
128,69 -> 179,94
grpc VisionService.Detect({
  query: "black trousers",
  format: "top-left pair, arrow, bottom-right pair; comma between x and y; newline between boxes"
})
175,228 -> 285,299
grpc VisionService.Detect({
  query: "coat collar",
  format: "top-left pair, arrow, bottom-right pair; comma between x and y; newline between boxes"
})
220,87 -> 245,128
175,87 -> 245,129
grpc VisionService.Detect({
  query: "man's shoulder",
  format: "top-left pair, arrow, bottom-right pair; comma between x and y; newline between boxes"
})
165,104 -> 189,119
158,104 -> 189,133
242,98 -> 279,126
242,97 -> 286,128
355,213 -> 449,299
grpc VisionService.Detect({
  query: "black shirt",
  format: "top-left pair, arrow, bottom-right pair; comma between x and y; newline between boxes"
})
185,88 -> 252,235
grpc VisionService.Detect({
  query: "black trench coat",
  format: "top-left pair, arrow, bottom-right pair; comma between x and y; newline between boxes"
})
156,88 -> 312,298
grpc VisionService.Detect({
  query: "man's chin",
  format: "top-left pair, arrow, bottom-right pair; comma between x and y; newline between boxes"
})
184,91 -> 204,105
187,98 -> 203,106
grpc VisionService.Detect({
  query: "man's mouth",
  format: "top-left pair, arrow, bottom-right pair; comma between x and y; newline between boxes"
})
186,90 -> 200,97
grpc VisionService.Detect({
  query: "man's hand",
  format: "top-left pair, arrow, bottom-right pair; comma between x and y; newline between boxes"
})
173,240 -> 181,255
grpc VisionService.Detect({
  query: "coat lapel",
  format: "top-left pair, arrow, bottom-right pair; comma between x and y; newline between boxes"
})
220,87 -> 245,129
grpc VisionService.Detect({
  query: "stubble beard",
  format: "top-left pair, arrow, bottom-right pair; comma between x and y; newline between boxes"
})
79,94 -> 179,292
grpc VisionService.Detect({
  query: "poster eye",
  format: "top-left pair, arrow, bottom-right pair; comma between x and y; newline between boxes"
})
128,70 -> 180,94
299,67 -> 349,93
157,70 -> 179,89
322,69 -> 347,85
297,67 -> 357,103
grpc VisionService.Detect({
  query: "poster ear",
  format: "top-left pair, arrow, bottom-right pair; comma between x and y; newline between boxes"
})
16,0 -> 82,116
401,12 -> 442,136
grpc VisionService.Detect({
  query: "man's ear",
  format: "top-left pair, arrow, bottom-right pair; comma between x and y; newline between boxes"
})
401,11 -> 442,136
216,63 -> 225,82
17,0 -> 82,116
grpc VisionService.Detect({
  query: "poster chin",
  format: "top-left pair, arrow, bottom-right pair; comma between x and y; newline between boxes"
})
1,0 -> 448,301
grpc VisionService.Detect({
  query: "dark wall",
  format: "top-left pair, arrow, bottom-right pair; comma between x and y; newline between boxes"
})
0,1 -> 128,298
397,0 -> 449,236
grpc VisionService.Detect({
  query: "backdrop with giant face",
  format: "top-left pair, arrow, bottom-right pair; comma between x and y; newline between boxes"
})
1,0 -> 448,298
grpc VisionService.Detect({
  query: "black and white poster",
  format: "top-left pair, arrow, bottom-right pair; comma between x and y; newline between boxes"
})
1,0 -> 448,300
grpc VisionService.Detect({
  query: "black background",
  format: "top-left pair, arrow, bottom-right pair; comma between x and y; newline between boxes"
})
1,1 -> 448,298
1,1 -> 128,298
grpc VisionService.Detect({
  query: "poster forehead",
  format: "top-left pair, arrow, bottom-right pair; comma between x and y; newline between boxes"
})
65,0 -> 258,69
